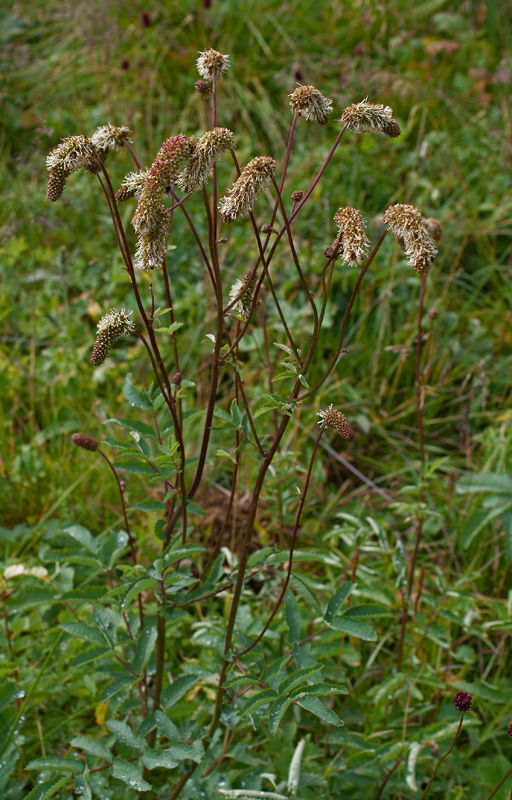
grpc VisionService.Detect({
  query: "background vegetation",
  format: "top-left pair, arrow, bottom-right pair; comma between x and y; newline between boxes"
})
1,0 -> 512,798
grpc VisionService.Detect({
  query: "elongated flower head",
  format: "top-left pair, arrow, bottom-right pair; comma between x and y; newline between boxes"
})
289,85 -> 333,125
318,405 -> 355,440
115,168 -> 150,202
177,127 -> 234,193
453,691 -> 472,712
219,155 -> 277,222
91,309 -> 135,366
46,167 -> 69,202
46,134 -> 99,174
197,48 -> 230,81
340,98 -> 401,138
134,206 -> 171,271
332,206 -> 370,266
91,123 -> 132,152
132,134 -> 195,233
71,433 -> 100,452
229,270 -> 258,320
383,204 -> 438,274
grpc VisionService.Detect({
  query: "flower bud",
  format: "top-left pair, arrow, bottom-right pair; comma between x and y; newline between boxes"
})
317,405 -> 355,440
291,190 -> 303,204
453,691 -> 472,712
71,433 -> 100,451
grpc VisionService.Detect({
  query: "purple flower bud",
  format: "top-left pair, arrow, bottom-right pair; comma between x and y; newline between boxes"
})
453,691 -> 472,712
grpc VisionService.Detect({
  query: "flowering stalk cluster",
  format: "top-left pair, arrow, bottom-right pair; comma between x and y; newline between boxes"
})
340,98 -> 401,138
330,206 -> 370,266
219,155 -> 277,221
383,203 -> 438,274
177,128 -> 234,193
90,309 -> 135,366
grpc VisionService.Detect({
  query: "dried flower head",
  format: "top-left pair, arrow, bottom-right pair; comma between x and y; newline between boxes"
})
71,433 -> 100,452
383,204 -> 438,274
229,270 -> 258,320
318,405 -> 355,440
196,49 -> 230,81
115,168 -> 150,202
171,372 -> 182,385
134,206 -> 171,271
132,134 -> 195,234
46,134 -> 99,175
177,128 -> 234,193
340,98 -> 401,138
91,123 -> 132,152
91,309 -> 135,366
291,190 -> 304,204
195,79 -> 213,98
289,85 -> 333,125
424,217 -> 443,242
219,155 -> 277,222
332,206 -> 370,266
453,691 -> 473,712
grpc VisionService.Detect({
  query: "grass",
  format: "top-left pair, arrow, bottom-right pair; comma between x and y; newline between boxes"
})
1,0 -> 512,798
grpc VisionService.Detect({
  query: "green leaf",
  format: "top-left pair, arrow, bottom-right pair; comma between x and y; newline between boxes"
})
123,373 -> 152,410
261,655 -> 292,684
60,622 -> 105,647
284,591 -> 301,643
134,627 -> 158,674
110,758 -> 152,791
118,577 -> 158,613
186,501 -> 208,517
105,720 -> 145,749
24,777 -> 70,800
167,741 -> 204,763
141,748 -> 178,770
343,604 -> 392,619
461,506 -> 508,549
27,757 -> 83,773
63,524 -> 98,554
93,607 -> 118,648
114,460 -> 156,475
238,689 -> 278,717
292,642 -> 317,669
162,544 -> 205,566
289,573 -> 322,615
130,500 -> 166,512
330,617 -> 377,641
267,550 -> 328,565
213,407 -> 233,424
161,675 -> 199,708
153,710 -> 180,740
105,418 -> 156,437
247,547 -> 275,568
70,736 -> 113,762
230,399 -> 242,427
74,775 -> 92,800
70,646 -> 112,668
279,665 -> 324,695
503,510 -> 512,563
456,472 -> 512,494
268,696 -> 292,735
61,587 -> 105,602
324,582 -> 353,623
290,683 -> 350,698
296,694 -> 343,726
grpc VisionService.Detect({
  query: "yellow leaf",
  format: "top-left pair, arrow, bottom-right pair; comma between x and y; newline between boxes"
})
95,702 -> 108,726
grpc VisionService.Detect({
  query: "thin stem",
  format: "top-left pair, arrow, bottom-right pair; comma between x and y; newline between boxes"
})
235,423 -> 326,657
418,713 -> 464,800
123,140 -> 141,170
484,765 -> 512,800
375,755 -> 407,800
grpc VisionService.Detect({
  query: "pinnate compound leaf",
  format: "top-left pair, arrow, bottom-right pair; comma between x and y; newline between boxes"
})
70,736 -> 113,762
239,689 -> 278,717
296,694 -> 343,726
60,622 -> 105,647
161,674 -> 199,708
24,777 -> 70,800
278,665 -> 324,695
27,757 -> 83,772
105,720 -> 145,749
261,655 -> 292,684
141,748 -> 178,770
268,696 -> 292,735
284,591 -> 301,643
110,758 -> 152,791
63,525 -> 99,554
134,626 -> 158,674
343,604 -> 392,619
329,616 -> 377,641
123,373 -> 152,410
324,582 -> 353,623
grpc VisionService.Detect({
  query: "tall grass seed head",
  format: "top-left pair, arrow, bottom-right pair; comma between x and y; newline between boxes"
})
177,127 -> 234,193
91,309 -> 135,366
219,155 -> 277,222
383,203 -> 438,274
115,168 -> 150,202
132,134 -> 195,233
340,98 -> 401,138
91,123 -> 132,152
318,405 -> 355,440
197,48 -> 230,80
333,206 -> 370,266
289,84 -> 333,125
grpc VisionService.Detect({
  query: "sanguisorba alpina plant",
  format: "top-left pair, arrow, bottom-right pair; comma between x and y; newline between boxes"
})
37,50 -> 441,799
